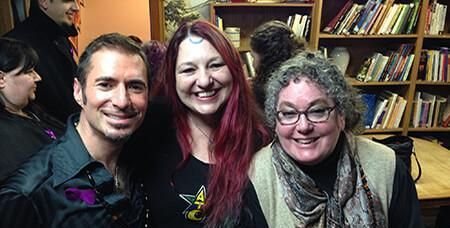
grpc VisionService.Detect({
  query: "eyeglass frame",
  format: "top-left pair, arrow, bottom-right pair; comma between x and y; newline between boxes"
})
276,106 -> 336,125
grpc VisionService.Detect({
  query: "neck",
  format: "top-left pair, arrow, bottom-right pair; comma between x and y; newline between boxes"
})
188,114 -> 215,164
75,119 -> 122,175
4,105 -> 28,118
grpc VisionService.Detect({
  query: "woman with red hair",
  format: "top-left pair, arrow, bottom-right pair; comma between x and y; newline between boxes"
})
145,20 -> 271,227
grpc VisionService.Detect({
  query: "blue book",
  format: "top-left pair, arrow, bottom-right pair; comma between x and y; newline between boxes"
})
362,93 -> 377,128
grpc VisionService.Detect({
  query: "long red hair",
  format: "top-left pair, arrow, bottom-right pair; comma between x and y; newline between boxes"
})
151,20 -> 271,226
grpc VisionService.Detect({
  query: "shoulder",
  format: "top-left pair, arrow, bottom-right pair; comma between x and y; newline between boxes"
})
1,145 -> 56,196
355,136 -> 396,163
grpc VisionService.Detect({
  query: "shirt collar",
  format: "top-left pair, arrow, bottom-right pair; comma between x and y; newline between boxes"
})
52,114 -> 98,187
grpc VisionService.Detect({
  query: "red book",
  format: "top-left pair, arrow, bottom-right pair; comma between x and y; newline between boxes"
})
323,0 -> 353,33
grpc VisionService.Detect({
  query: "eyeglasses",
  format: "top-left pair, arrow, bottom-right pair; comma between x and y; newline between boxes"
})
276,106 -> 336,125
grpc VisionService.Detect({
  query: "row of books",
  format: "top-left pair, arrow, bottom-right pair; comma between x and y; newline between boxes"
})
417,47 -> 449,82
323,0 -> 421,35
425,0 -> 447,35
286,14 -> 311,38
363,90 -> 407,129
356,43 -> 414,82
412,92 -> 450,128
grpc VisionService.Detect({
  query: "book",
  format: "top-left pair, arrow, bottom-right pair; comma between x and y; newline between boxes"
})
412,91 -> 423,128
362,93 -> 377,128
393,97 -> 407,128
381,90 -> 399,129
422,92 -> 437,127
323,0 -> 354,33
433,96 -> 447,127
242,52 -> 256,78
371,96 -> 389,129
405,1 -> 421,34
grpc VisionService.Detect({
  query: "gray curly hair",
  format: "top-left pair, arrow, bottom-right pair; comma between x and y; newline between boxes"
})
264,51 -> 365,134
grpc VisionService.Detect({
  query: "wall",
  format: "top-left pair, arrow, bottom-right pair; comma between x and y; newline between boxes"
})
78,0 -> 151,53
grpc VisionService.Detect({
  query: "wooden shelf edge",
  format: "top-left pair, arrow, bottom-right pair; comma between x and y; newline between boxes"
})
424,34 -> 450,39
415,81 -> 450,85
346,78 -> 411,86
408,127 -> 450,132
319,33 -> 418,39
212,2 -> 314,7
363,128 -> 403,134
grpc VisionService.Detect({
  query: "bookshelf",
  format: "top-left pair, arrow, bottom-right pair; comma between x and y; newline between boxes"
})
315,0 -> 449,138
210,0 -> 449,138
210,2 -> 319,51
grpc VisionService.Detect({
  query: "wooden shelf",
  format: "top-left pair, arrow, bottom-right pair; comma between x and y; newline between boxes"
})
408,127 -> 450,132
212,3 -> 315,7
415,81 -> 450,85
319,33 -> 418,39
423,34 -> 450,39
347,78 -> 411,86
364,128 -> 403,134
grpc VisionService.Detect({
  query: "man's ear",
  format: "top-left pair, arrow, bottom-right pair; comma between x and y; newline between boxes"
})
0,71 -> 6,89
38,0 -> 49,10
73,77 -> 83,106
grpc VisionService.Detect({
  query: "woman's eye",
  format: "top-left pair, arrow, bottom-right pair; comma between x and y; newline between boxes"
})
180,68 -> 195,74
309,108 -> 327,114
281,111 -> 298,118
210,63 -> 224,69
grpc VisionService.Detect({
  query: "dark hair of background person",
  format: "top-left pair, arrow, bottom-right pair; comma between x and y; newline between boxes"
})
151,20 -> 271,226
250,20 -> 306,110
128,35 -> 144,45
0,37 -> 38,80
142,40 -> 167,87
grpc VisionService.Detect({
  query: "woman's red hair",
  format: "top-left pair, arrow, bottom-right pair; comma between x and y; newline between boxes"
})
151,20 -> 271,226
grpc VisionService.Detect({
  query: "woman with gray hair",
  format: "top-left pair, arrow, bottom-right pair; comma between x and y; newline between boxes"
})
250,51 -> 423,227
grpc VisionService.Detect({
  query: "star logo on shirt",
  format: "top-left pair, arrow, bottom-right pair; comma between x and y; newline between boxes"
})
179,185 -> 207,222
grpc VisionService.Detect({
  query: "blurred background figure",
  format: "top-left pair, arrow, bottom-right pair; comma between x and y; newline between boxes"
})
250,20 -> 306,111
142,40 -> 167,87
4,0 -> 80,123
0,37 -> 64,183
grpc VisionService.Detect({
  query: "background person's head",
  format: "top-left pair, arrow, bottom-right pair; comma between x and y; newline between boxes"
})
74,33 -> 149,142
265,51 -> 364,165
0,38 -> 41,111
250,20 -> 306,74
31,0 -> 80,28
142,40 -> 167,87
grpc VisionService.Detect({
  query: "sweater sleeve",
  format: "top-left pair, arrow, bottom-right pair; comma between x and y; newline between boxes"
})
388,157 -> 424,228
0,187 -> 42,227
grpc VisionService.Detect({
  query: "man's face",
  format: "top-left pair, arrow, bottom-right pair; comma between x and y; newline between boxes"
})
41,0 -> 79,27
73,49 -> 149,143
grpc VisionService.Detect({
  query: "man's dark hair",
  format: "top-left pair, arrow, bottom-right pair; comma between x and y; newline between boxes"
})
76,33 -> 150,89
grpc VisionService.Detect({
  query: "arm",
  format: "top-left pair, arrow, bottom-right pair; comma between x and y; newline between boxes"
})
0,188 -> 42,227
388,157 -> 424,228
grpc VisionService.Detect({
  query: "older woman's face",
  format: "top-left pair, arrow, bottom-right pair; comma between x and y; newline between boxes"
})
275,77 -> 345,165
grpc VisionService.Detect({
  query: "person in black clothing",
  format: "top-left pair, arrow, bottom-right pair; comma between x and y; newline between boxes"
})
0,33 -> 150,227
4,0 -> 80,122
143,20 -> 272,227
0,37 -> 64,183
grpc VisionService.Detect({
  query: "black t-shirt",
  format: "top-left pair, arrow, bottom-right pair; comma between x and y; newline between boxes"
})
142,135 -> 268,228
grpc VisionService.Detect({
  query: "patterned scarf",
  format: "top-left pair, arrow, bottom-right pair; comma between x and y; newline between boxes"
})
271,134 -> 387,227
